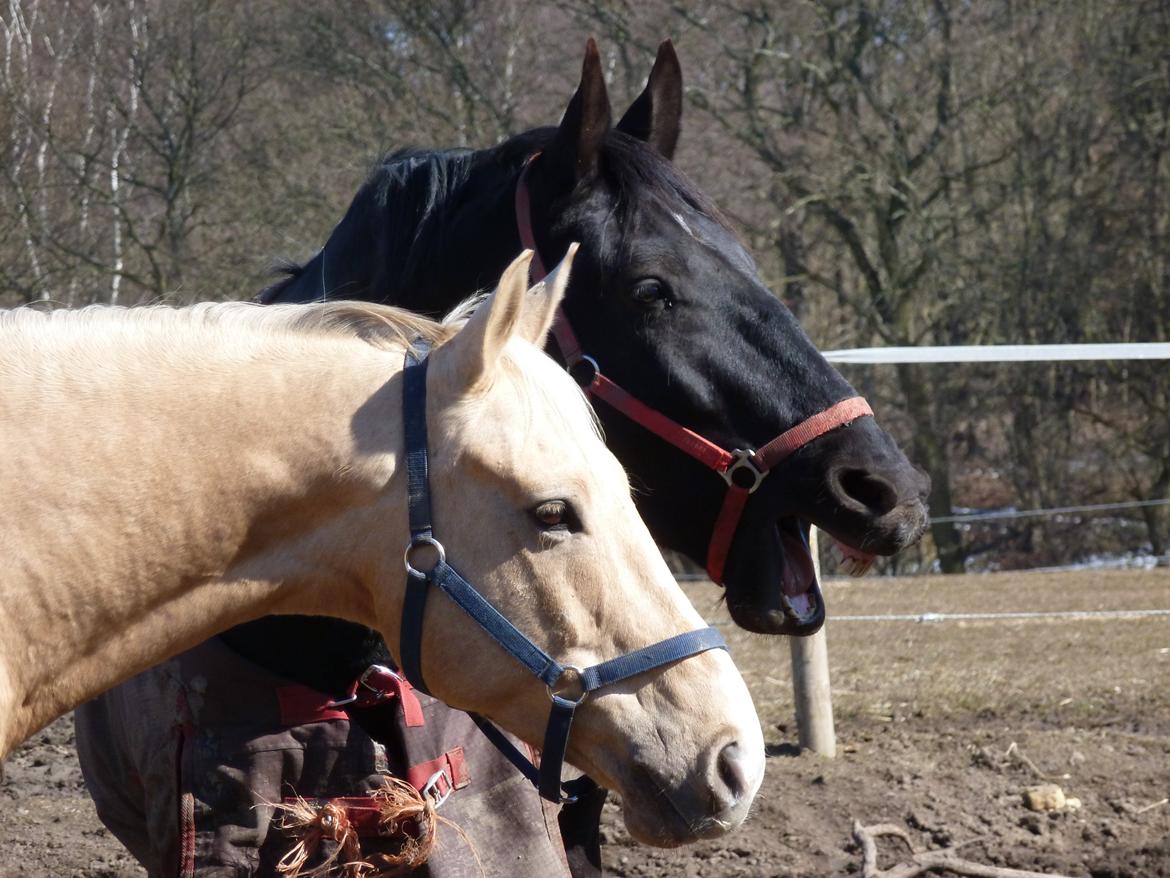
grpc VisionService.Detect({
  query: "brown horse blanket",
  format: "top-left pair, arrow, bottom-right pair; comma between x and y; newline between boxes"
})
75,638 -> 572,878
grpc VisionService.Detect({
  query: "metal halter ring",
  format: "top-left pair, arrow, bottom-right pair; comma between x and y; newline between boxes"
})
567,355 -> 600,389
404,536 -> 446,578
720,449 -> 767,493
547,665 -> 589,705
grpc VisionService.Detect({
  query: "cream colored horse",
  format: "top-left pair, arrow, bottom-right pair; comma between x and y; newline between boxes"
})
0,251 -> 763,846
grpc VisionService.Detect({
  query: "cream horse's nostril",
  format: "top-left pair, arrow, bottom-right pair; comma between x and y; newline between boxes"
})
711,740 -> 754,809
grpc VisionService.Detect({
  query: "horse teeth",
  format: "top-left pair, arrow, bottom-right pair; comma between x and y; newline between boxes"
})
829,539 -> 874,577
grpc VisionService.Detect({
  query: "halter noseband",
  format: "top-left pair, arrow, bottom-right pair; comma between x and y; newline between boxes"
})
515,154 -> 873,583
396,351 -> 728,803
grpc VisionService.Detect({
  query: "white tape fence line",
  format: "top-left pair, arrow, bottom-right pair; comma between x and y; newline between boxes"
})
823,342 -> 1170,364
931,497 -> 1170,524
832,609 -> 1170,623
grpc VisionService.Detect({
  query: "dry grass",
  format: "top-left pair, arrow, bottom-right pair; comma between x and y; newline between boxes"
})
681,568 -> 1170,731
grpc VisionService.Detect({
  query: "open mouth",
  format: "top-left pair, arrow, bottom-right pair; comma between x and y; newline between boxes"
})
774,518 -> 821,628
728,517 -> 878,636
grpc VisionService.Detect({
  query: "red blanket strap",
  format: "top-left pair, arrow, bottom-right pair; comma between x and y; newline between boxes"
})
346,666 -> 426,728
298,797 -> 397,836
279,749 -> 469,838
275,687 -> 351,726
275,666 -> 425,729
404,747 -> 470,800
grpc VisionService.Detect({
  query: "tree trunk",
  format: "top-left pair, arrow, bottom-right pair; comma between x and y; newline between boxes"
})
895,362 -> 965,573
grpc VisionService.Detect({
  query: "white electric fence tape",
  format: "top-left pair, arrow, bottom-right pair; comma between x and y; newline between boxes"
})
823,342 -> 1170,364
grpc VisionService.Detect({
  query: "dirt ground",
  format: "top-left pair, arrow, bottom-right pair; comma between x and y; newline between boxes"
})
2,568 -> 1168,877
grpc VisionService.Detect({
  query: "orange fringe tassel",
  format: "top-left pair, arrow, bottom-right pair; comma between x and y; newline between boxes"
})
271,778 -> 436,878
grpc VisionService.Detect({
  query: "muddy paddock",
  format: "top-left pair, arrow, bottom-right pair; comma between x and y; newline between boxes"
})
2,569 -> 1168,877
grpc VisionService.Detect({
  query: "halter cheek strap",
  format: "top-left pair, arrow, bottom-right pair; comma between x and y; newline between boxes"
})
515,155 -> 874,584
396,351 -> 727,803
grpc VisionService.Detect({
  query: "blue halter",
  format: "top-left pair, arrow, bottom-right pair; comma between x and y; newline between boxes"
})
396,351 -> 729,803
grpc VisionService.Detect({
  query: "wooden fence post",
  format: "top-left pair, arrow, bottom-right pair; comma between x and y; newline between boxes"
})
789,528 -> 836,756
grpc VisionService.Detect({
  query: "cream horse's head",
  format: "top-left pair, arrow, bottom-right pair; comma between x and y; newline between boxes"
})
374,250 -> 764,846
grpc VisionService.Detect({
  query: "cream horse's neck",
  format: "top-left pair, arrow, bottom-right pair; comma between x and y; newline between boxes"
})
0,317 -> 409,756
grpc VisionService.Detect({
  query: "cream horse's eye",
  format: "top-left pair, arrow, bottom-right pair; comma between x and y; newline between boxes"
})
532,500 -> 569,529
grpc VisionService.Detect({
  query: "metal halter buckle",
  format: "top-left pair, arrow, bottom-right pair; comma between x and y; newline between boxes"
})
720,449 -> 767,493
546,665 -> 589,705
403,536 -> 446,578
567,355 -> 600,389
421,769 -> 452,809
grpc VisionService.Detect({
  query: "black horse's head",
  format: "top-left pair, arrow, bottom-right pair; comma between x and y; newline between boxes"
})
516,41 -> 929,634
263,40 -> 929,637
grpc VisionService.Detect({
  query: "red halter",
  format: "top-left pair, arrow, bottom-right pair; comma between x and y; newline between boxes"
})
515,155 -> 873,583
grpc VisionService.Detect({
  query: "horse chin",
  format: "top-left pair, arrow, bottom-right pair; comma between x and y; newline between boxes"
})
723,517 -> 827,636
616,764 -> 750,848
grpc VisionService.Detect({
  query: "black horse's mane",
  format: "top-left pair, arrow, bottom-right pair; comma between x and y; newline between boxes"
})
260,128 -> 723,302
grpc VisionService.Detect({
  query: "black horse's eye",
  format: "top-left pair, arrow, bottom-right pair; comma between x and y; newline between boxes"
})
631,278 -> 672,308
532,500 -> 571,530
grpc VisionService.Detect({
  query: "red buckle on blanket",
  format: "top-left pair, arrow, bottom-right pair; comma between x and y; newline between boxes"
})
339,665 -> 426,728
404,747 -> 470,803
274,666 -> 425,728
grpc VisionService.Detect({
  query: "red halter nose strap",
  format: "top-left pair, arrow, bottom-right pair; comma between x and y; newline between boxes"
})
514,154 -> 874,583
704,396 -> 873,583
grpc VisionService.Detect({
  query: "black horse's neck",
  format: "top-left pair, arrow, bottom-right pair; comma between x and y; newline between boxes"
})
264,138 -> 547,316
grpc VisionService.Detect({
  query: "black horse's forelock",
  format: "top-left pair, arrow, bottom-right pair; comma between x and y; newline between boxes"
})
598,131 -> 725,225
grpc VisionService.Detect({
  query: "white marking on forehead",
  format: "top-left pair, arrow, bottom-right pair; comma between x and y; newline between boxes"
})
671,211 -> 696,238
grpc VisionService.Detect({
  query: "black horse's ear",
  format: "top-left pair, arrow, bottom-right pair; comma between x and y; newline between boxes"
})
548,38 -> 612,185
616,40 -> 682,160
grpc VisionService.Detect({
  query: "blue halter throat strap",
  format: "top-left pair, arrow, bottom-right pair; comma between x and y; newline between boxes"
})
397,350 -> 729,803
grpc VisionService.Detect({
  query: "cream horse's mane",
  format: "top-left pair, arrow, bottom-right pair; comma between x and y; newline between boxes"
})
1,294 -> 601,440
0,299 -> 471,353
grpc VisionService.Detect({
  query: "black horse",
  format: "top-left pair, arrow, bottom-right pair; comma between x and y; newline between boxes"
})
259,43 -> 928,638
81,40 -> 929,878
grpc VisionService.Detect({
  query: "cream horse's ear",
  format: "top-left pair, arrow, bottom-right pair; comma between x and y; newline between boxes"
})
517,242 -> 578,345
442,250 -> 534,393
443,245 -> 579,393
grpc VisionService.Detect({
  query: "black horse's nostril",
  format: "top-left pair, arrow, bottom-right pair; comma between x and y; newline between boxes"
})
715,741 -> 752,805
837,469 -> 899,516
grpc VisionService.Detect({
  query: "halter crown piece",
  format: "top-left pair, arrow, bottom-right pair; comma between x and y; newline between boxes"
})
396,351 -> 728,804
514,153 -> 874,584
